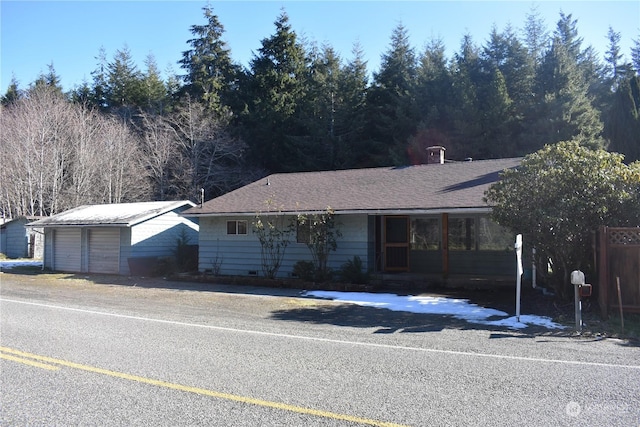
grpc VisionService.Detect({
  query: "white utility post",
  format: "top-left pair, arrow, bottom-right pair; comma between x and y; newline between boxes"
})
515,234 -> 523,322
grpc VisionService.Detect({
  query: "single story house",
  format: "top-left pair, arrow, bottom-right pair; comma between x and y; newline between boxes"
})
0,216 -> 44,259
183,147 -> 521,282
28,201 -> 199,275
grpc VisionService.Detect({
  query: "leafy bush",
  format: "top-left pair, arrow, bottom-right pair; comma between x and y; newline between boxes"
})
292,260 -> 315,282
339,256 -> 370,285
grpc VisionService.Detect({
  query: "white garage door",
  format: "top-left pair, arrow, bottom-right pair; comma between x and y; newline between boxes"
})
53,229 -> 81,272
88,228 -> 120,274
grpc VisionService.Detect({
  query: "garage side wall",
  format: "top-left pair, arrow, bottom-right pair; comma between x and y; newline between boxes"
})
128,210 -> 199,274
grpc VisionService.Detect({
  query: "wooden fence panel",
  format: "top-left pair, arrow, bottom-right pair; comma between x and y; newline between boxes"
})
598,227 -> 640,318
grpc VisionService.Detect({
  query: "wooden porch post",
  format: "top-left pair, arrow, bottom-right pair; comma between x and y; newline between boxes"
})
442,213 -> 449,278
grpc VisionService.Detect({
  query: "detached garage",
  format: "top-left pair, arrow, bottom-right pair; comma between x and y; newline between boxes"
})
28,201 -> 198,275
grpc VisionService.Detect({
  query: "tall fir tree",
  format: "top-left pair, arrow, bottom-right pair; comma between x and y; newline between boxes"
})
243,10 -> 308,173
524,14 -> 604,152
1,76 -> 22,105
334,43 -> 369,168
106,45 -> 143,113
141,54 -> 168,113
606,76 -> 640,162
178,5 -> 240,115
365,23 -> 419,166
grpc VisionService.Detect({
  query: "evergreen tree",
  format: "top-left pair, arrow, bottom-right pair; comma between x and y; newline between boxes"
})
141,54 -> 168,113
606,76 -> 640,162
448,34 -> 484,158
106,45 -> 143,113
334,43 -> 369,168
631,34 -> 640,75
525,14 -> 604,151
178,5 -> 240,114
416,38 -> 451,129
90,47 -> 109,110
297,43 -> 343,170
243,10 -> 309,173
604,27 -> 625,90
1,76 -> 22,105
365,23 -> 419,166
522,5 -> 549,70
31,63 -> 64,96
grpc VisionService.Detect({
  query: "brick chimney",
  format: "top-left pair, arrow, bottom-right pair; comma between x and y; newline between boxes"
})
426,146 -> 445,164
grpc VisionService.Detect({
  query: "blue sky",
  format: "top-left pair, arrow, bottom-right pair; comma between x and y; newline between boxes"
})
1,1 -> 639,94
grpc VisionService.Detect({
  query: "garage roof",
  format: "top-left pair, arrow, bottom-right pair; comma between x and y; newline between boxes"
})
28,201 -> 195,227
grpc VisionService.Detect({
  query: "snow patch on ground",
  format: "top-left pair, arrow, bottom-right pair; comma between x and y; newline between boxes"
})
0,260 -> 43,271
305,290 -> 565,330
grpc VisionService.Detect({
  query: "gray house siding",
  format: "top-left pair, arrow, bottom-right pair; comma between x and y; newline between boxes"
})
197,214 -> 369,278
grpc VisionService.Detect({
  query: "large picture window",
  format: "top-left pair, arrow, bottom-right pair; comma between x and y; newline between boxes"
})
477,217 -> 512,250
227,220 -> 247,235
411,218 -> 440,250
448,217 -> 475,251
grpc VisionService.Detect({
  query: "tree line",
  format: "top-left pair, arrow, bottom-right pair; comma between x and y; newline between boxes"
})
2,5 -> 640,218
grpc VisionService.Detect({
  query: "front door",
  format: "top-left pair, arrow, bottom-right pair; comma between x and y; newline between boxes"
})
383,216 -> 409,271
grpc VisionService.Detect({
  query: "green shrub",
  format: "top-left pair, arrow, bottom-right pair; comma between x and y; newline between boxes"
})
339,256 -> 370,284
292,260 -> 315,282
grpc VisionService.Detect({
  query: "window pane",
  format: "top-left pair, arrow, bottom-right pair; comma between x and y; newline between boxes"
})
227,221 -> 236,235
297,221 -> 310,244
448,217 -> 475,250
411,218 -> 440,250
385,217 -> 408,243
478,217 -> 512,250
237,220 -> 247,235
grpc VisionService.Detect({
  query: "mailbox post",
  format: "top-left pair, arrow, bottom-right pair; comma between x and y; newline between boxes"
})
571,270 -> 585,332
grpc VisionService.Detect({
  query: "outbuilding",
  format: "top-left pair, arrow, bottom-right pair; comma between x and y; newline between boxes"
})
29,201 -> 198,275
0,216 -> 43,259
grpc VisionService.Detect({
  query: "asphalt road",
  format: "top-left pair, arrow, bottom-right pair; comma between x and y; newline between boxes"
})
1,272 -> 639,426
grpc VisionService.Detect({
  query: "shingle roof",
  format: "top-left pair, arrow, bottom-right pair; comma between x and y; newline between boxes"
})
28,201 -> 195,227
184,158 -> 521,217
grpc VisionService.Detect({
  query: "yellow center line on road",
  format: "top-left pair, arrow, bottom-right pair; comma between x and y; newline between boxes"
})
0,346 -> 408,427
0,352 -> 60,371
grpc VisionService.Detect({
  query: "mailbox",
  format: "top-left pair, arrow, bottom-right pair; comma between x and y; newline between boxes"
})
571,270 -> 585,285
580,284 -> 592,297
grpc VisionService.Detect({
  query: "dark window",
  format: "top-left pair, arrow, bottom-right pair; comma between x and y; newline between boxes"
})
448,217 -> 475,251
411,218 -> 440,250
227,220 -> 247,235
297,220 -> 310,244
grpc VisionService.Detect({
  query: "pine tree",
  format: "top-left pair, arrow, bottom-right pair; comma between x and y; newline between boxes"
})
606,76 -> 640,162
525,14 -> 604,151
448,34 -> 484,158
604,27 -> 625,90
334,43 -> 369,168
106,45 -> 143,113
1,76 -> 21,105
365,23 -> 419,166
244,10 -> 309,172
178,5 -> 240,114
141,54 -> 168,113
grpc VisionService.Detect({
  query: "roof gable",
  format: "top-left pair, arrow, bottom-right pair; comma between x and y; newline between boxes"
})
184,158 -> 521,216
29,201 -> 195,227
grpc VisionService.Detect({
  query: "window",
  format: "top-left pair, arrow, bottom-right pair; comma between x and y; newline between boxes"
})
296,220 -> 310,244
411,218 -> 440,250
477,217 -> 512,250
227,220 -> 247,235
448,217 -> 475,251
